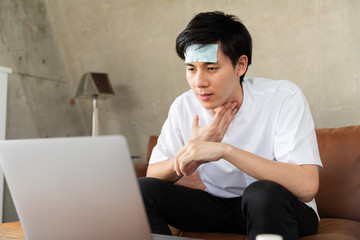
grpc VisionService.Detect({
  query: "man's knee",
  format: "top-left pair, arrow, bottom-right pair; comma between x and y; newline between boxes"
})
242,180 -> 296,213
139,177 -> 166,198
138,177 -> 175,204
138,177 -> 160,194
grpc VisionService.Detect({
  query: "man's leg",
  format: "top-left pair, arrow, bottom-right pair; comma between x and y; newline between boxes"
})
138,177 -> 247,235
242,180 -> 318,240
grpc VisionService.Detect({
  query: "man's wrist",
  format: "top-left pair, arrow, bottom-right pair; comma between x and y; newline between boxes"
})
221,143 -> 233,160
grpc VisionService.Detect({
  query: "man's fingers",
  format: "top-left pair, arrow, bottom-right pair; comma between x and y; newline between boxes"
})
232,106 -> 238,115
179,154 -> 194,176
177,150 -> 192,175
191,115 -> 199,131
183,161 -> 200,176
174,146 -> 187,176
174,153 -> 179,176
190,102 -> 238,143
213,102 -> 237,124
211,102 -> 232,124
216,102 -> 238,134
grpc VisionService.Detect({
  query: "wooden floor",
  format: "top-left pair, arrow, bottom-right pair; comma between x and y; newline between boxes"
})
0,222 -> 25,240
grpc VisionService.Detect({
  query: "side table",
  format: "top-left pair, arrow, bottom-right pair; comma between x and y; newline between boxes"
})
0,221 -> 25,240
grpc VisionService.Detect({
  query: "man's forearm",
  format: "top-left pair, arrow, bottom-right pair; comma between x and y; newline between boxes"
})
146,158 -> 182,183
222,143 -> 319,202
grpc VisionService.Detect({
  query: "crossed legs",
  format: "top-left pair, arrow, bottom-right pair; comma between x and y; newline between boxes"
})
138,177 -> 318,240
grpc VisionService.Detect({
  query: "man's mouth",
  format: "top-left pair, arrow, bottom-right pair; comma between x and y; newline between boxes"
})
198,93 -> 213,101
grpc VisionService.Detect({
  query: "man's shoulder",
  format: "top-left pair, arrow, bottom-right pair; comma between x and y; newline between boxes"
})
244,77 -> 301,95
168,89 -> 201,116
172,89 -> 197,106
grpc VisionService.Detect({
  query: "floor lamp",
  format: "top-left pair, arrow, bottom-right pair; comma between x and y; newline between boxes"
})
75,72 -> 115,136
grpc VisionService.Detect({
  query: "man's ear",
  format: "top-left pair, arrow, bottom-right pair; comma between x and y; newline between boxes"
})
236,55 -> 248,77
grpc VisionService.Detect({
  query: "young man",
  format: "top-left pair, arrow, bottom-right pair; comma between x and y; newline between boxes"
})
139,11 -> 322,240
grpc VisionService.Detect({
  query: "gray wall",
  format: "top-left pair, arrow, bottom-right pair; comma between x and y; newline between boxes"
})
1,0 -> 359,222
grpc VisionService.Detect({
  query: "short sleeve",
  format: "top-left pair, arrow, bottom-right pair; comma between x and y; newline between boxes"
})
274,89 -> 322,167
149,101 -> 185,164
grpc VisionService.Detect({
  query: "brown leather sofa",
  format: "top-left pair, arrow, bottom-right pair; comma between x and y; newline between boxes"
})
134,125 -> 360,240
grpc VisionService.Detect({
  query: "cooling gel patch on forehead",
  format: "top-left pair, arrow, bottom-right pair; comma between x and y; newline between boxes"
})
184,44 -> 218,63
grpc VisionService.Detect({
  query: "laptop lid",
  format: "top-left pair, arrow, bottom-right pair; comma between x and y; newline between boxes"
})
0,135 -> 152,240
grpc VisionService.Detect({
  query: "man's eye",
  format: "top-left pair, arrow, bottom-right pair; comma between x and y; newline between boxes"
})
208,67 -> 217,71
187,68 -> 195,72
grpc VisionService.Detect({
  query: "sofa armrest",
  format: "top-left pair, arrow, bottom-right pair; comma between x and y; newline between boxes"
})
134,163 -> 148,178
133,135 -> 158,179
315,125 -> 360,221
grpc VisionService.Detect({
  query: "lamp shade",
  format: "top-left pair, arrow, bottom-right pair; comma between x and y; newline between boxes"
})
75,72 -> 115,98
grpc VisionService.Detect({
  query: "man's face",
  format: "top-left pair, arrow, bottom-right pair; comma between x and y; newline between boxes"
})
185,46 -> 244,110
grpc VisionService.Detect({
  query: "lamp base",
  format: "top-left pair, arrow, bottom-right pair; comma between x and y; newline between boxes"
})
91,95 -> 99,137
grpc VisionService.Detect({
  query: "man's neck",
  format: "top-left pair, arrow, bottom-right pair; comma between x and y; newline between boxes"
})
212,84 -> 244,115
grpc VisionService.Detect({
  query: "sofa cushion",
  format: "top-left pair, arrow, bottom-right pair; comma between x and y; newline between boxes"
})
301,218 -> 360,240
181,231 -> 248,240
178,218 -> 360,240
315,126 -> 360,221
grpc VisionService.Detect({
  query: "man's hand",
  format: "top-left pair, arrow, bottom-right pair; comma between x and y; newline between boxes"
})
191,102 -> 238,142
173,102 -> 238,176
174,140 -> 224,176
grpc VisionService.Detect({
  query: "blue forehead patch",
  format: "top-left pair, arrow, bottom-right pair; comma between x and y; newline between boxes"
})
184,44 -> 218,63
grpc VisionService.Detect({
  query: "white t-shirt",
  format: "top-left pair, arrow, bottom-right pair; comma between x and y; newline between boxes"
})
150,77 -> 323,216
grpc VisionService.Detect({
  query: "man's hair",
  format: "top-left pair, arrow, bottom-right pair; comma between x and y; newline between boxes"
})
176,11 -> 252,83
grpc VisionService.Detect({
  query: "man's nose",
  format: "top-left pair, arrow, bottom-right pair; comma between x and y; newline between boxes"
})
194,71 -> 209,88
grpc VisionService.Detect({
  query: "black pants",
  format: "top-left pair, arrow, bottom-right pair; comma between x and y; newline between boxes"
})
139,177 -> 318,240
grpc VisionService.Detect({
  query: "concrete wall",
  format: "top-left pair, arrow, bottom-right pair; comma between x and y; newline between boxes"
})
0,0 -> 359,222
45,0 -> 360,162
0,0 -> 86,222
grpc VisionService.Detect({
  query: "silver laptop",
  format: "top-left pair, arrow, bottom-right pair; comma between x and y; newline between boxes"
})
0,136 -> 196,240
